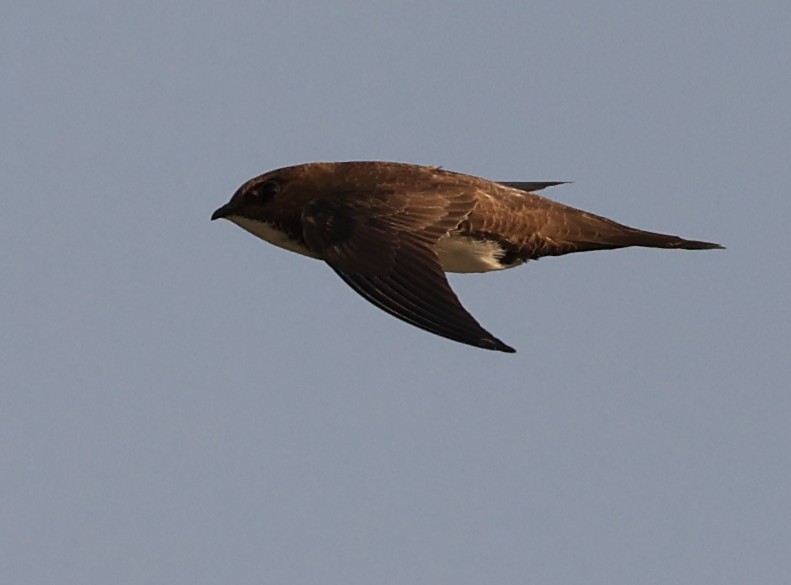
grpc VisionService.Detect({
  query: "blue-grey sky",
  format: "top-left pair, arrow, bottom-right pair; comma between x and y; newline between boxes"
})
3,2 -> 789,584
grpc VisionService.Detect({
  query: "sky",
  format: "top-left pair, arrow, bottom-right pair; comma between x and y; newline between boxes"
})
2,1 -> 790,584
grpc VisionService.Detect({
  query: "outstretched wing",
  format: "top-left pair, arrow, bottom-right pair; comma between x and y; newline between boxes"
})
300,193 -> 515,353
498,181 -> 568,192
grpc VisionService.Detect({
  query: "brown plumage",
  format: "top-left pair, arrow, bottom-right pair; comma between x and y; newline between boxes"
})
212,161 -> 722,353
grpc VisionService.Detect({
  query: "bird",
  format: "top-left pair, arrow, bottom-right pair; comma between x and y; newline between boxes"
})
211,161 -> 722,353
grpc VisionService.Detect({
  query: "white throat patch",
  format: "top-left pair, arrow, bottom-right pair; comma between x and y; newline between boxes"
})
228,217 -> 319,258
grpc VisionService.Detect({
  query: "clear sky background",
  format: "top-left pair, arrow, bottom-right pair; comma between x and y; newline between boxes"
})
3,2 -> 789,584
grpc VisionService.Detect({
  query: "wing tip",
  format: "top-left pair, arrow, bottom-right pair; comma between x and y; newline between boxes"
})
499,181 -> 570,193
681,240 -> 725,250
479,337 -> 517,353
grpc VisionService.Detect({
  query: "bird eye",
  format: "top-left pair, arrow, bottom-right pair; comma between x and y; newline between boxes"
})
254,180 -> 280,199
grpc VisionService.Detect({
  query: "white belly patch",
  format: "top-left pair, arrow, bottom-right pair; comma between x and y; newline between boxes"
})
436,234 -> 523,273
228,217 -> 523,274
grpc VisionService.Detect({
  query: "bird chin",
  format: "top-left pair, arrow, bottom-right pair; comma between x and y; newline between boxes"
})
228,217 -> 318,259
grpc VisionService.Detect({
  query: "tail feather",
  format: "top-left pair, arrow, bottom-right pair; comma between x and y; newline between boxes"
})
557,210 -> 725,253
520,201 -> 724,257
616,228 -> 724,250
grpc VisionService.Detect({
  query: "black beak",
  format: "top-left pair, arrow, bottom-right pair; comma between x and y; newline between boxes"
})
211,203 -> 234,221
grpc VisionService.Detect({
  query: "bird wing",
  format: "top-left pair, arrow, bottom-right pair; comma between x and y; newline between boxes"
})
300,192 -> 515,353
497,181 -> 568,192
